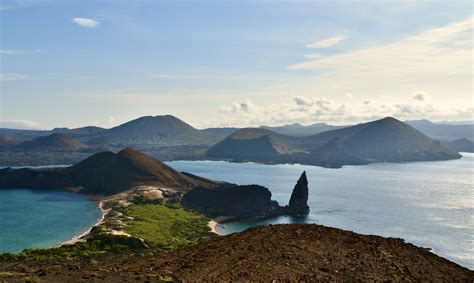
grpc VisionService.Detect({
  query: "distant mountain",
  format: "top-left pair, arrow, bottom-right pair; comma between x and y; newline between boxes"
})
17,133 -> 87,151
0,134 -> 26,146
207,128 -> 306,161
87,115 -> 222,146
202,127 -> 239,136
52,126 -> 106,139
0,126 -> 106,145
304,137 -> 369,166
0,147 -> 218,195
0,128 -> 49,140
446,138 -> 474,153
405,120 -> 474,141
207,117 -> 461,167
261,123 -> 343,137
335,117 -> 458,162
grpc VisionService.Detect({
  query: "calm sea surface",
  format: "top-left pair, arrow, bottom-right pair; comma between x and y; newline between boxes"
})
0,189 -> 101,253
167,153 -> 474,269
0,155 -> 472,268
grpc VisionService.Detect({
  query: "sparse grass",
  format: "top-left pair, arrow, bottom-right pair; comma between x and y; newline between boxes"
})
0,271 -> 13,278
123,204 -> 211,250
0,239 -> 133,261
0,203 -> 211,261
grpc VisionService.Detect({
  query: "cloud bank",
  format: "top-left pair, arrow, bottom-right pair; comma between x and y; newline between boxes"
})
215,92 -> 473,127
0,119 -> 40,129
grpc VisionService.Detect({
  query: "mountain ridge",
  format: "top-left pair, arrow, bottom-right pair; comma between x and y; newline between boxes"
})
207,117 -> 461,167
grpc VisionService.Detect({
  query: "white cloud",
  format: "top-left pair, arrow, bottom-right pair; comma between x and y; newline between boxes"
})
306,35 -> 347,49
0,119 -> 40,129
0,73 -> 31,81
0,49 -> 41,55
221,99 -> 256,114
294,96 -> 313,107
291,17 -> 473,86
413,91 -> 431,102
72,17 -> 100,28
216,95 -> 474,127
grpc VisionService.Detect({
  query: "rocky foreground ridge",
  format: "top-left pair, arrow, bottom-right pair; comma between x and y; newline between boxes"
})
0,224 -> 472,281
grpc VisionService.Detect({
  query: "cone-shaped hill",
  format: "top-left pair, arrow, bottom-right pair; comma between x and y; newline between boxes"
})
17,133 -> 87,151
339,117 -> 459,162
207,128 -> 305,161
207,117 -> 461,167
68,147 -> 218,194
0,147 -> 218,195
86,115 -> 221,146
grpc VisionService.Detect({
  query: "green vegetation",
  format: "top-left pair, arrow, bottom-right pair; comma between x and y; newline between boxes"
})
0,272 -> 13,278
0,237 -> 136,261
123,203 -> 211,250
0,203 -> 212,261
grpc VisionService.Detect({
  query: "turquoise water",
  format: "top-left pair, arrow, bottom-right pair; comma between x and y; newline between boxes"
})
168,153 -> 474,269
0,189 -> 101,253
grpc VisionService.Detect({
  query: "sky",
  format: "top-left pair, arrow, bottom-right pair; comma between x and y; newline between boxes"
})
0,0 -> 472,130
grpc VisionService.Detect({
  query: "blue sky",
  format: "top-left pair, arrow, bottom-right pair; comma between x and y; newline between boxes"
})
1,0 -> 472,129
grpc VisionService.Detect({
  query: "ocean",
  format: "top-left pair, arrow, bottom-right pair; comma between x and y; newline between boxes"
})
0,189 -> 101,253
0,154 -> 472,269
167,153 -> 474,269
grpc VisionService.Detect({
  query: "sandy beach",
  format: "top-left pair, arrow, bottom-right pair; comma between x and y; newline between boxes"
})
208,216 -> 236,235
59,201 -> 107,246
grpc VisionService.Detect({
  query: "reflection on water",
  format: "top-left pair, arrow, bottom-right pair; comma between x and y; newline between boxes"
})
168,153 -> 474,269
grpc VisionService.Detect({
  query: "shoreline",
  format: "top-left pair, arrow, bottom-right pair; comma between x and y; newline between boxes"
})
208,216 -> 237,235
57,200 -> 107,247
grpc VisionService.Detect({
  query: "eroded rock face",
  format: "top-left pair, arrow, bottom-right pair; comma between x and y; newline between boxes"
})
182,171 -> 310,219
181,184 -> 282,218
288,171 -> 309,214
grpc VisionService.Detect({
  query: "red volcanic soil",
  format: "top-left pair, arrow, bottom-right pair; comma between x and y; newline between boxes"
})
1,224 -> 472,282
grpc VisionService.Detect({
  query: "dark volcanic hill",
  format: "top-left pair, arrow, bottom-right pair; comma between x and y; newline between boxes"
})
0,134 -> 25,146
202,127 -> 238,136
207,117 -> 461,167
69,147 -> 218,194
304,137 -> 369,167
52,126 -> 106,140
3,224 -> 471,281
261,122 -> 343,137
207,128 -> 304,161
339,117 -> 459,162
447,138 -> 474,153
87,115 -> 221,146
0,147 -> 217,195
17,133 -> 87,151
